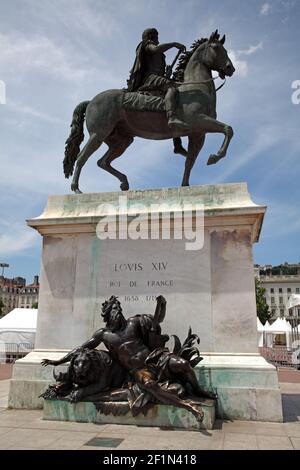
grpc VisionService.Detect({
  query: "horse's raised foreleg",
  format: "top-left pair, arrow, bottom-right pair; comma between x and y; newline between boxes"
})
97,135 -> 134,191
197,116 -> 233,165
181,135 -> 205,187
71,133 -> 102,193
173,137 -> 188,157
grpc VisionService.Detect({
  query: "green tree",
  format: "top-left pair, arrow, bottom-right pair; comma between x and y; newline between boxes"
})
255,278 -> 272,325
32,302 -> 38,309
0,298 -> 5,317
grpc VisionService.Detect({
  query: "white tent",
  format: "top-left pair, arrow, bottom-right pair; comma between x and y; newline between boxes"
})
264,317 -> 292,348
257,318 -> 265,347
287,295 -> 300,333
286,294 -> 300,310
0,308 -> 38,355
257,317 -> 264,332
260,319 -> 275,347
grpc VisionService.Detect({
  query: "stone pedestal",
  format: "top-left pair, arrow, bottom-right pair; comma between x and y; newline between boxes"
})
9,183 -> 283,422
43,398 -> 216,431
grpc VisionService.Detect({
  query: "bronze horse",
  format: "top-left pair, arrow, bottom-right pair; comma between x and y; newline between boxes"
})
63,30 -> 235,194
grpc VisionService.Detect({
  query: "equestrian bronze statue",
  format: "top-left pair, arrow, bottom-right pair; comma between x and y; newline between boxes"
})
63,29 -> 235,194
41,295 -> 216,424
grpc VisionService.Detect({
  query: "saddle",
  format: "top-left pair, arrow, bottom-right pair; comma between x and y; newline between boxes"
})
122,91 -> 165,113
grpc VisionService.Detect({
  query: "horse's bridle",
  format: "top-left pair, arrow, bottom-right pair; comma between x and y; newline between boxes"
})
178,75 -> 226,91
177,42 -> 227,91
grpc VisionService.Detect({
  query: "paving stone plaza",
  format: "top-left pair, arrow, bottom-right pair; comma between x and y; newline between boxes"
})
0,376 -> 299,450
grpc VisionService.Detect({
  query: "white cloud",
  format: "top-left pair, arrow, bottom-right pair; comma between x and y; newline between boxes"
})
0,147 -> 66,196
212,125 -> 283,184
260,3 -> 271,15
0,0 -> 299,274
262,202 -> 300,239
228,42 -> 262,78
228,50 -> 248,77
7,101 -> 64,125
0,221 -> 38,257
31,0 -> 120,41
237,42 -> 263,56
65,2 -> 119,39
0,32 -> 91,82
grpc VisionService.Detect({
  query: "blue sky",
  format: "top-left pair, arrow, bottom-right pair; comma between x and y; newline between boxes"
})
0,0 -> 299,282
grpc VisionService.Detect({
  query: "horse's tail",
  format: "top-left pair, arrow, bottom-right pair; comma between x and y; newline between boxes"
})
63,100 -> 90,178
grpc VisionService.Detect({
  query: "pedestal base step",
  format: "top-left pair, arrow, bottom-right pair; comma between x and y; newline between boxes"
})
43,398 -> 216,431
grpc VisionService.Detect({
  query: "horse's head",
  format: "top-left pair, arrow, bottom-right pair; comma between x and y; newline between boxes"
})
174,31 -> 235,83
202,30 -> 235,79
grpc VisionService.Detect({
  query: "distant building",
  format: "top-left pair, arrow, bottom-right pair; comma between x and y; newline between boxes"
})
18,276 -> 39,309
255,263 -> 300,320
0,276 -> 26,316
0,275 -> 39,316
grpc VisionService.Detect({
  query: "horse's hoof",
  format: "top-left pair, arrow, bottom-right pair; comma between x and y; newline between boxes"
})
71,185 -> 82,194
174,146 -> 188,157
207,153 -> 225,165
181,182 -> 190,187
120,181 -> 129,191
207,154 -> 219,165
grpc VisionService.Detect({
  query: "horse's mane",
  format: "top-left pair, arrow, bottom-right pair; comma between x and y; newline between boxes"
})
172,38 -> 207,82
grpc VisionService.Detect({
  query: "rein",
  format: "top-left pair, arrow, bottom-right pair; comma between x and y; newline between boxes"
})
176,41 -> 227,92
178,75 -> 226,91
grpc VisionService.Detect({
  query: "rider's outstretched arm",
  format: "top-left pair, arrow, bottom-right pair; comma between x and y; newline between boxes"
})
146,42 -> 185,54
41,329 -> 104,367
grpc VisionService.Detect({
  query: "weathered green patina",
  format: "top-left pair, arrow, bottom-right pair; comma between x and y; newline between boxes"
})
43,398 -> 215,430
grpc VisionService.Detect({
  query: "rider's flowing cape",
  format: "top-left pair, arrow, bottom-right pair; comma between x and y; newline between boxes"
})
127,39 -> 150,92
